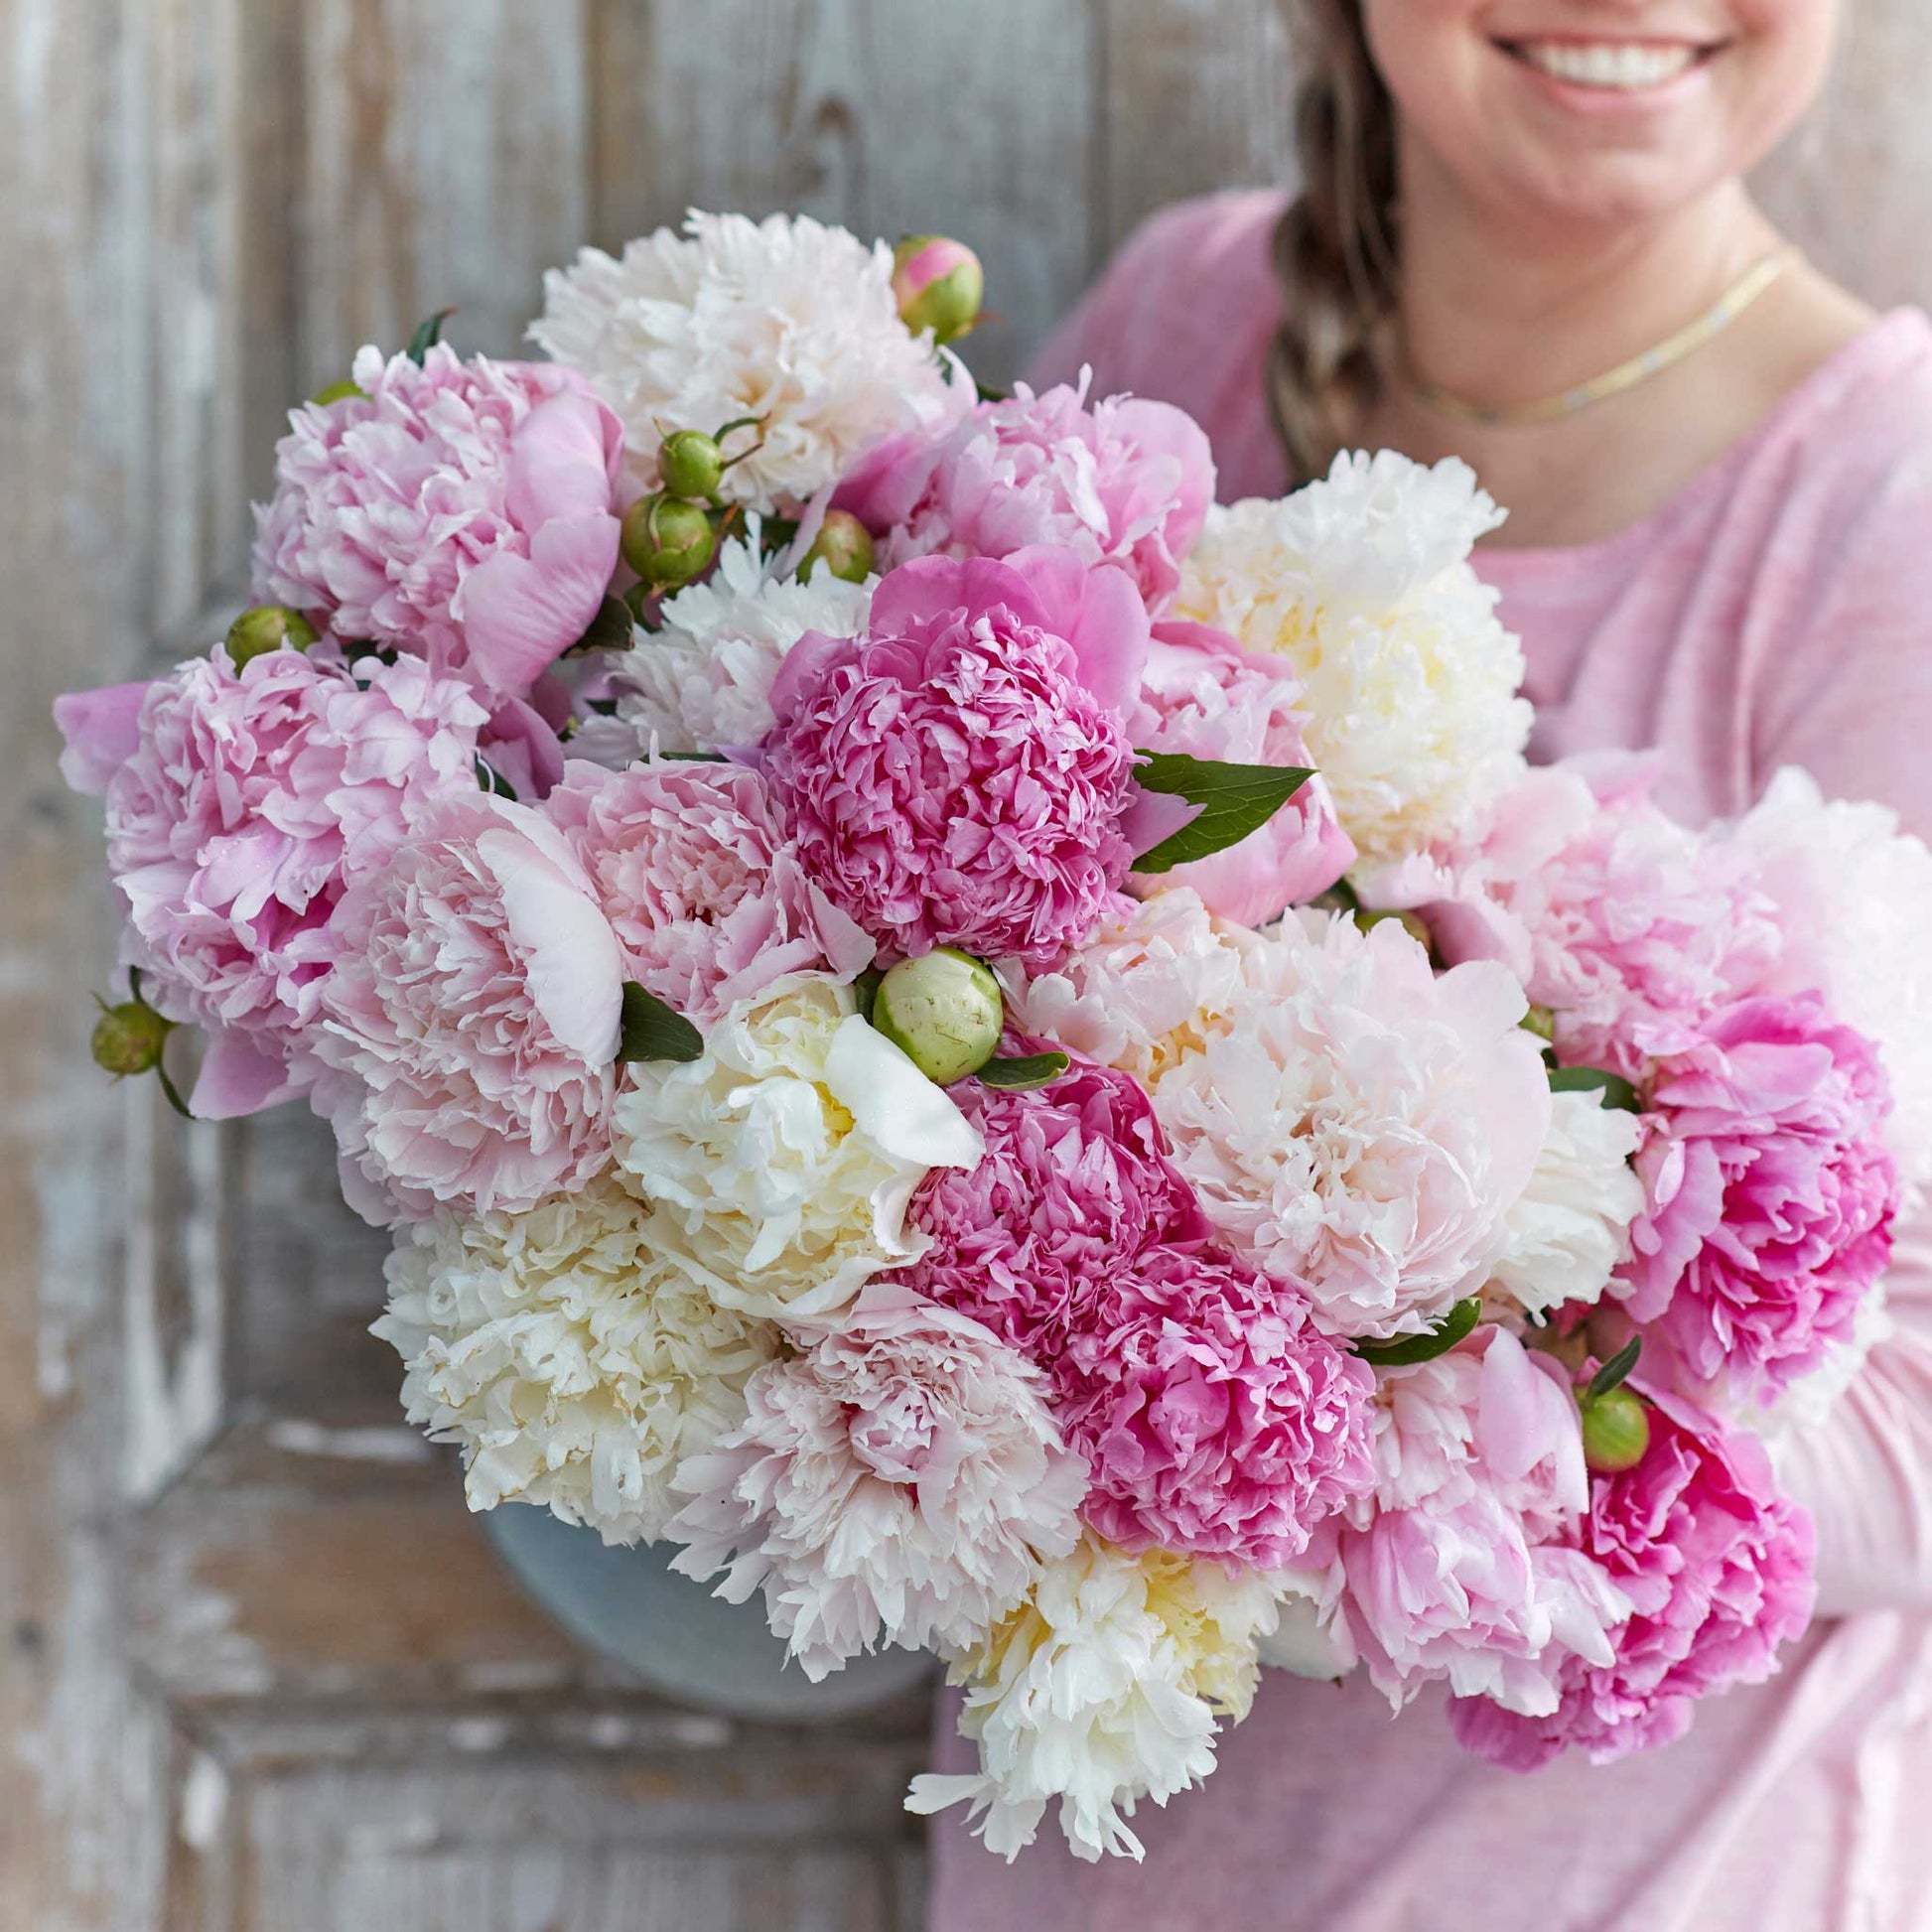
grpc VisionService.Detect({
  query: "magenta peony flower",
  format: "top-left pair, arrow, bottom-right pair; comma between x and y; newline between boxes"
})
56,647 -> 486,1114
310,787 -> 623,1223
1057,1243 -> 1376,1569
544,758 -> 874,1025
1128,620 -> 1355,921
1449,1385 -> 1816,1768
1620,994 -> 1897,1404
895,1045 -> 1213,1357
835,375 -> 1214,608
761,553 -> 1141,969
251,344 -> 623,700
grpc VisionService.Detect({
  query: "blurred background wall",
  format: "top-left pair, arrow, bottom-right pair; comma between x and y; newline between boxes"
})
6,3 -> 1932,1927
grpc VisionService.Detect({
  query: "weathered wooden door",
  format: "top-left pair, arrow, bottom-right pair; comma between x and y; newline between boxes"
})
7,3 -> 1932,1927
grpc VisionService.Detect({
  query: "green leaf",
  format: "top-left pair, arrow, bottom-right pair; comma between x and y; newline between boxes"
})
1548,1065 -> 1644,1114
616,983 -> 703,1064
569,595 -> 636,656
655,751 -> 729,762
1587,1336 -> 1643,1400
974,379 -> 1010,404
977,1050 -> 1069,1091
852,966 -> 886,1025
1130,752 -> 1314,874
473,754 -> 517,799
406,308 -> 457,364
1352,1297 -> 1482,1368
310,376 -> 366,406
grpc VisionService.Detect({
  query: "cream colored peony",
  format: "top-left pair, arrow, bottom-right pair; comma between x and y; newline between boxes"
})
530,210 -> 967,511
1489,1087 -> 1646,1317
373,1176 -> 778,1545
1173,452 -> 1532,869
611,974 -> 983,1322
905,1536 -> 1285,1863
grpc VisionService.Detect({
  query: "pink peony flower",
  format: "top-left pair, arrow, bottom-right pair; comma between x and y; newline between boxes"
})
761,553 -> 1141,969
251,344 -> 624,699
894,1044 -> 1213,1359
1620,994 -> 1897,1404
1128,620 -> 1355,922
835,375 -> 1214,608
544,758 -> 874,1026
310,787 -> 623,1223
667,1283 -> 1087,1680
1057,1243 -> 1376,1569
1449,1385 -> 1816,1768
56,647 -> 486,1113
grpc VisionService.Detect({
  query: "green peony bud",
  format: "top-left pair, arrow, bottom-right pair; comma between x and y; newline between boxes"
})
893,235 -> 985,346
621,493 -> 718,590
796,509 -> 876,586
1580,1386 -> 1651,1473
90,997 -> 173,1077
225,605 -> 319,671
1521,1003 -> 1558,1044
310,377 -> 366,406
871,948 -> 1005,1085
659,428 -> 727,501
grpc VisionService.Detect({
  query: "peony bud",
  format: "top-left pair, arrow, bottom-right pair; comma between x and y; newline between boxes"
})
310,377 -> 366,406
796,509 -> 876,585
1580,1387 -> 1651,1473
658,428 -> 726,501
892,234 -> 985,345
621,493 -> 718,590
871,948 -> 1005,1085
91,997 -> 172,1077
225,606 -> 319,671
1521,1003 -> 1557,1044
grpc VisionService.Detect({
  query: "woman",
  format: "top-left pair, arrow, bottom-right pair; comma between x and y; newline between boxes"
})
927,3 -> 1932,1927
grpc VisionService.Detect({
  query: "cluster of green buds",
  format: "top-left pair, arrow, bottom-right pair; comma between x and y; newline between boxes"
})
621,416 -> 772,598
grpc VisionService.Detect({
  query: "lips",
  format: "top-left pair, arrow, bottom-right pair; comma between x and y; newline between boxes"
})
1502,38 -> 1713,90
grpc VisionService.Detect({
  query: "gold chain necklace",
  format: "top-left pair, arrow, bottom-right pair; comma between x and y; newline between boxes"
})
1402,247 -> 1800,428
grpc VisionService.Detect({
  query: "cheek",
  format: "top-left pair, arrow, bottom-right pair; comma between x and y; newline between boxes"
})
1714,0 -> 1840,158
1360,0 -> 1494,160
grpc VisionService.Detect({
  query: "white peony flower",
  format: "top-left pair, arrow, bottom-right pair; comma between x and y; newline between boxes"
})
906,1537 -> 1283,1863
666,1284 -> 1087,1680
1489,1087 -> 1645,1317
1173,452 -> 1532,869
1148,911 -> 1551,1340
611,974 -> 983,1322
1004,887 -> 1251,1087
1728,765 -> 1932,1194
372,1176 -> 778,1545
530,209 -> 967,511
568,524 -> 875,762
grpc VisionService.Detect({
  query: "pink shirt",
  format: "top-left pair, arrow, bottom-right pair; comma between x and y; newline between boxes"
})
928,190 -> 1932,1932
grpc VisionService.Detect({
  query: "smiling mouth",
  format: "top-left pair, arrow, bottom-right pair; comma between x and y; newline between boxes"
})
1498,38 -> 1722,90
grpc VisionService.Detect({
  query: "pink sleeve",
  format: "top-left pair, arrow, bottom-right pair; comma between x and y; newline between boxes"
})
1753,452 -> 1932,1615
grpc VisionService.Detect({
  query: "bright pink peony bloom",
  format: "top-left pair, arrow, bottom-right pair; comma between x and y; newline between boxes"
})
56,647 -> 486,1112
1128,620 -> 1355,921
545,758 -> 874,1025
1057,1243 -> 1376,1568
251,344 -> 624,700
1620,995 -> 1897,1404
895,1045 -> 1213,1358
1449,1385 -> 1816,1768
310,787 -> 623,1223
835,376 -> 1215,608
761,553 -> 1140,969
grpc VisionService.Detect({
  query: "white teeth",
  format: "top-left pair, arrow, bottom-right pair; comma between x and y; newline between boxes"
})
1518,40 -> 1699,88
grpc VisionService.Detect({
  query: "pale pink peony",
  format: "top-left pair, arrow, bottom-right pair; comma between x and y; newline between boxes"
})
894,1044 -> 1213,1360
761,553 -> 1141,969
57,647 -> 486,1113
543,758 -> 873,1026
251,344 -> 623,699
310,787 -> 623,1224
1449,1384 -> 1816,1768
1373,757 -> 1780,1077
1127,620 -> 1355,922
835,375 -> 1214,608
1620,994 -> 1897,1405
667,1283 -> 1088,1680
1056,1242 -> 1376,1568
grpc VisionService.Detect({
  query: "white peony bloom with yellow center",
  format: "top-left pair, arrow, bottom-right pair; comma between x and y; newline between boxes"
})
373,1175 -> 778,1546
1173,452 -> 1532,869
611,974 -> 983,1323
906,1536 -> 1287,1863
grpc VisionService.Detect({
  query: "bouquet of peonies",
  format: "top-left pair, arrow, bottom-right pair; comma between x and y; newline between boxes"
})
57,211 -> 1932,1864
